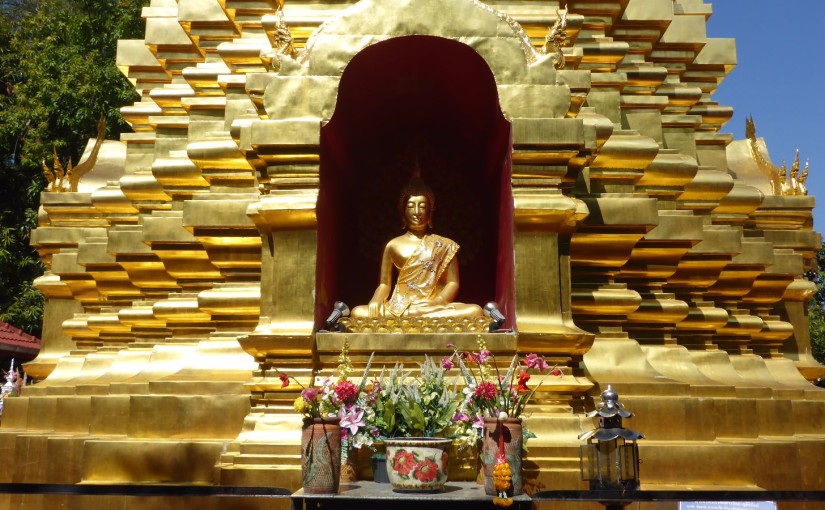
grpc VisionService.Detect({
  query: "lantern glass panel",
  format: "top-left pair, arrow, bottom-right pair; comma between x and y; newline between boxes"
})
579,444 -> 599,481
619,442 -> 639,482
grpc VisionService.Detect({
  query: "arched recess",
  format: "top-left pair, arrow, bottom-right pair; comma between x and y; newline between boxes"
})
315,35 -> 514,327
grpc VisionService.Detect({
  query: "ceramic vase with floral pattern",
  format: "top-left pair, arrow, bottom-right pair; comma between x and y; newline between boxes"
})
384,437 -> 452,492
301,417 -> 342,494
481,418 -> 523,496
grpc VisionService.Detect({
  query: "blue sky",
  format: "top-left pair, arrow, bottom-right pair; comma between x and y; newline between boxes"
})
706,2 -> 825,232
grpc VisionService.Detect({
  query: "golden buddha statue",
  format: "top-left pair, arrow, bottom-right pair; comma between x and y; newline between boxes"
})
351,180 -> 483,320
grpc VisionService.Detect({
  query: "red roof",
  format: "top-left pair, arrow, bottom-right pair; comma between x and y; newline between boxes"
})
0,322 -> 41,358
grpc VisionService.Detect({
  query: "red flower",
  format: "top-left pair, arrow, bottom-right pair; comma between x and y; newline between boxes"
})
551,368 -> 563,377
516,370 -> 530,393
279,373 -> 290,388
475,381 -> 498,400
392,450 -> 416,476
335,380 -> 358,404
414,458 -> 439,483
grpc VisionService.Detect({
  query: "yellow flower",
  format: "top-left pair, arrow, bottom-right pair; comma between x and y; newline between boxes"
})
493,461 -> 512,491
293,396 -> 306,414
493,496 -> 513,507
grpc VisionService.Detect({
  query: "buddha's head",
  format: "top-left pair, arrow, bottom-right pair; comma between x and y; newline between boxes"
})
398,179 -> 435,230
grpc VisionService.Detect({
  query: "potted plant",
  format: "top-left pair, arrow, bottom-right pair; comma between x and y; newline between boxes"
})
281,373 -> 342,494
442,338 -> 561,506
369,356 -> 459,493
278,348 -> 378,493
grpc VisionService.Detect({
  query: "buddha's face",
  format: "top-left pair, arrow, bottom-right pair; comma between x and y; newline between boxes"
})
404,195 -> 431,231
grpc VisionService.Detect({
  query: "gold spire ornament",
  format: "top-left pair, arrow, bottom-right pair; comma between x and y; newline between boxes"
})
746,115 -> 809,196
543,9 -> 568,70
41,115 -> 106,192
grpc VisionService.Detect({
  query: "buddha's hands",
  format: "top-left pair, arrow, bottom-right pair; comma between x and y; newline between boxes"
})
429,295 -> 447,306
368,300 -> 382,318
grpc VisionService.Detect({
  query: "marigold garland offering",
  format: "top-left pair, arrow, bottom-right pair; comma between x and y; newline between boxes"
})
492,459 -> 513,507
492,419 -> 513,507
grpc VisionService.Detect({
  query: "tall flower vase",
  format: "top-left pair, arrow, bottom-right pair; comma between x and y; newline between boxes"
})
301,417 -> 342,494
481,418 -> 523,496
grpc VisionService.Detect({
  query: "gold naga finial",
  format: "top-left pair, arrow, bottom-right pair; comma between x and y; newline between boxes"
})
745,116 -> 808,196
799,157 -> 810,190
41,160 -> 56,191
787,149 -> 809,195
543,8 -> 568,70
267,5 -> 300,72
42,115 -> 106,193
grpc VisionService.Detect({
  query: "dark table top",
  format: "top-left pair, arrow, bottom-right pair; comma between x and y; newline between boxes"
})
294,481 -> 530,502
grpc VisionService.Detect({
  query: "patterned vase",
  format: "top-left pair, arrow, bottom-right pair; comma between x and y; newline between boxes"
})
301,417 -> 342,494
384,437 -> 452,492
481,417 -> 523,496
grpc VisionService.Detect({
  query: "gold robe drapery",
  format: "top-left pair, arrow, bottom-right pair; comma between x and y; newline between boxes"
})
386,234 -> 459,317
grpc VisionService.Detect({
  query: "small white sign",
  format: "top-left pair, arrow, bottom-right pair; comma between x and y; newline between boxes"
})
680,502 -> 777,510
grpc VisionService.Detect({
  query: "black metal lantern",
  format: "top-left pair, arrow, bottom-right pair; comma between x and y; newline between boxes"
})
578,385 -> 643,491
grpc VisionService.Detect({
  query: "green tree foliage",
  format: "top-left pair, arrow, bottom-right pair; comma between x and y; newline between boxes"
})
0,0 -> 148,337
806,245 -> 825,367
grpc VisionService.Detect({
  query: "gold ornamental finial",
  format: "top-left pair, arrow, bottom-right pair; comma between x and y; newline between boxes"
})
268,6 -> 300,72
273,7 -> 296,58
543,9 -> 568,70
745,116 -> 808,196
42,115 -> 106,193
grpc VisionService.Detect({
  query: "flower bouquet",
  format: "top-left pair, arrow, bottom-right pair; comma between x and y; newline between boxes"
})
442,338 -> 561,506
279,344 -> 378,491
370,356 -> 460,492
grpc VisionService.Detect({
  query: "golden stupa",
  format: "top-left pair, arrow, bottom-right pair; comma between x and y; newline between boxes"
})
2,0 -> 823,508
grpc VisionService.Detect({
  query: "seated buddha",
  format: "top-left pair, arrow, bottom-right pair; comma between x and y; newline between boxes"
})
351,180 -> 483,320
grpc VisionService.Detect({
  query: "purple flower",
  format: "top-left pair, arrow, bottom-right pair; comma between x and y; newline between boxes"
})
472,415 -> 485,429
446,343 -> 456,349
474,350 -> 491,365
441,357 -> 454,370
452,412 -> 470,423
523,353 -> 550,371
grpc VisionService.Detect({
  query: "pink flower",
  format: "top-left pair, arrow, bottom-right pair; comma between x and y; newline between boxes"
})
301,387 -> 318,402
339,406 -> 365,434
446,343 -> 456,349
441,357 -> 454,370
474,350 -> 491,365
523,353 -> 550,371
472,415 -> 485,429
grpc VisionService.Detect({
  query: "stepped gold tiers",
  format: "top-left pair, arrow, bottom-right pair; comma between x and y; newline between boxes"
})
2,0 -> 824,509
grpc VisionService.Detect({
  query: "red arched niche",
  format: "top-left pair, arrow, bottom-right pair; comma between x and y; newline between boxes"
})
316,35 -> 514,328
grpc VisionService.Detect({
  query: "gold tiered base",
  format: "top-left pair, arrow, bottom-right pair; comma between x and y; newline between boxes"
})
2,333 -> 824,510
0,337 -> 257,510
